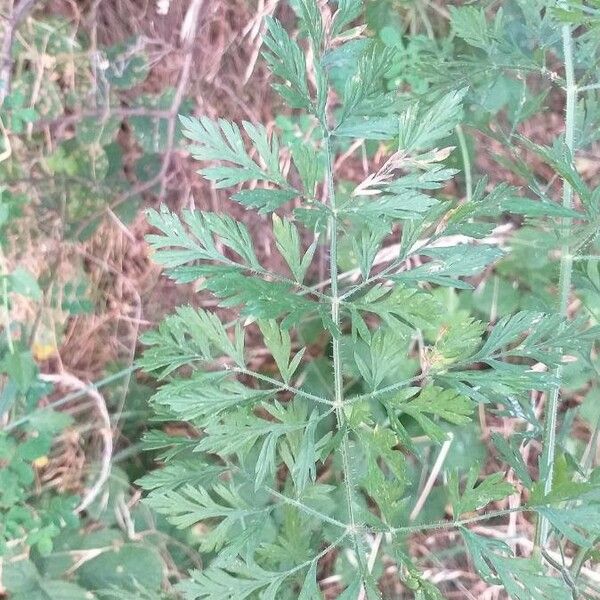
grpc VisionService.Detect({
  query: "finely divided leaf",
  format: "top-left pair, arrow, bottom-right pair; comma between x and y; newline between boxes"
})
232,189 -> 297,213
398,90 -> 466,153
296,0 -> 324,50
180,116 -> 288,190
450,467 -> 514,516
395,244 -> 503,289
450,6 -> 495,51
146,206 -> 261,273
150,373 -> 272,420
272,214 -> 318,284
139,306 -> 244,375
259,319 -> 306,383
331,0 -> 363,37
461,530 -> 572,600
264,17 -> 312,110
338,42 -> 396,124
392,386 -> 473,443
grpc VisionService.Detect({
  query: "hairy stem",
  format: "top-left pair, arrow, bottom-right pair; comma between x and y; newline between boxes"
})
536,17 -> 576,549
455,124 -> 472,203
324,132 -> 367,582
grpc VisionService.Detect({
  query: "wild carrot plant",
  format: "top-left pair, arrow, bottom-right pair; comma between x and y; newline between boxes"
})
141,1 -> 600,597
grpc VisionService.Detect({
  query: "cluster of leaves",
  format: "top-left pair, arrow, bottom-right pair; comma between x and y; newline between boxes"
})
139,1 -> 600,598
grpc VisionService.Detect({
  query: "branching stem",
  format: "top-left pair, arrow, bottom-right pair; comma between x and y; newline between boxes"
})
324,131 -> 368,585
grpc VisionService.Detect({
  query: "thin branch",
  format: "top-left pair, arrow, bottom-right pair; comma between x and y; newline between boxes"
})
38,371 -> 113,513
3,366 -> 136,432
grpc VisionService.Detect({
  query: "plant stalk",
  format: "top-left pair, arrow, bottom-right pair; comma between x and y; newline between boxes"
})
536,17 -> 576,549
324,132 -> 368,583
0,249 -> 14,354
455,124 -> 472,203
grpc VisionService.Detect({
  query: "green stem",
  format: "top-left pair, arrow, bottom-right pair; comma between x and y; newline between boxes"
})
536,17 -> 576,550
455,124 -> 472,203
0,249 -> 14,354
324,132 -> 367,581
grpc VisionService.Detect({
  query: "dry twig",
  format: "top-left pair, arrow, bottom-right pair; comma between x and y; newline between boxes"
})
38,371 -> 113,512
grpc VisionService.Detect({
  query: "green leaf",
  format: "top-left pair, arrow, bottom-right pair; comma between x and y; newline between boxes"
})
196,410 -> 301,456
3,559 -> 97,599
130,89 -> 193,152
450,467 -> 514,516
136,460 -> 224,491
259,319 -> 306,383
180,116 -> 288,188
495,195 -> 581,218
331,0 -> 363,36
8,268 -> 42,300
535,505 -> 600,547
272,214 -> 318,284
461,530 -> 572,600
354,425 -> 407,519
200,267 -> 320,327
398,89 -> 466,153
298,561 -> 323,599
291,143 -> 322,195
178,562 -> 289,600
395,244 -> 503,288
342,189 -> 439,223
149,372 -> 272,420
263,17 -> 311,110
339,42 -> 396,123
490,433 -> 533,489
104,37 -> 149,89
334,115 -> 399,139
471,311 -> 597,367
431,315 -> 486,365
139,306 -> 245,375
352,328 -> 406,391
519,137 -> 591,209
296,0 -> 324,50
392,386 -> 473,443
77,544 -> 164,593
351,224 -> 389,280
353,284 -> 442,331
146,483 -> 257,546
450,6 -> 495,51
290,409 -> 321,493
2,351 -> 37,392
232,188 -> 297,213
146,206 -> 261,273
